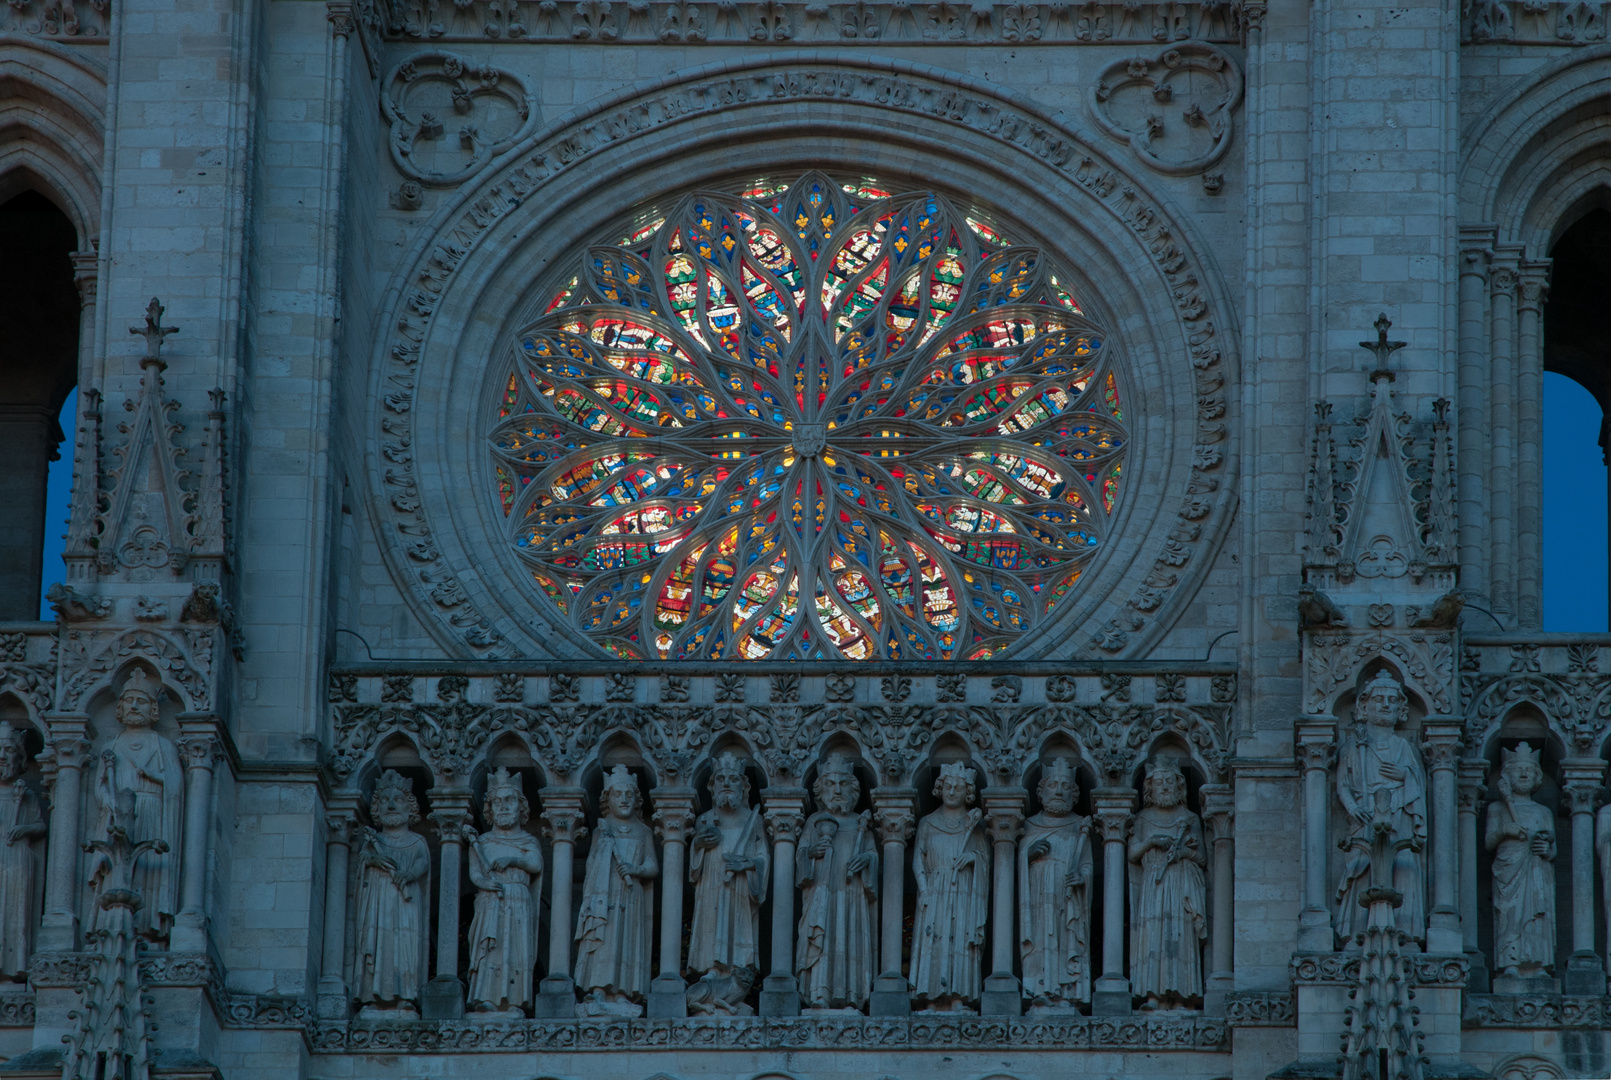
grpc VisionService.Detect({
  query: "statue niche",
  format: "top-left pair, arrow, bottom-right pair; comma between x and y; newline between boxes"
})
1487,743 -> 1556,980
574,765 -> 658,1016
91,669 -> 183,943
1128,760 -> 1207,1009
353,770 -> 432,1019
1334,670 -> 1427,943
796,754 -> 878,1011
1019,757 -> 1092,1010
685,752 -> 769,1015
464,767 -> 544,1018
910,761 -> 990,1011
0,723 -> 43,979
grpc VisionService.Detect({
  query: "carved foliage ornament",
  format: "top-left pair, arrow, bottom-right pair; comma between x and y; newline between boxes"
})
492,171 -> 1127,662
1090,43 -> 1242,176
383,54 -> 537,187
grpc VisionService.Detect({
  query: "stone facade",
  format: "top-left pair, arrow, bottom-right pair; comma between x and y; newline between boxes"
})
0,2 -> 1609,1079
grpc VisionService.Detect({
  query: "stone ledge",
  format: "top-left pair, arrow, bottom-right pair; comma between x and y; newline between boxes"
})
308,1014 -> 1230,1053
1462,993 -> 1611,1028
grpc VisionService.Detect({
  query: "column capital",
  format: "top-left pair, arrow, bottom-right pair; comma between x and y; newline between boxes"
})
871,787 -> 917,844
1419,721 -> 1463,771
1090,787 -> 1134,841
429,806 -> 475,844
70,249 -> 98,304
762,789 -> 808,843
326,0 -> 357,36
1458,224 -> 1497,267
541,799 -> 589,845
981,787 -> 1026,844
1199,782 -> 1234,839
178,734 -> 223,771
651,788 -> 697,843
1560,758 -> 1606,814
1295,718 -> 1337,773
1517,260 -> 1551,312
325,807 -> 360,846
1489,244 -> 1524,297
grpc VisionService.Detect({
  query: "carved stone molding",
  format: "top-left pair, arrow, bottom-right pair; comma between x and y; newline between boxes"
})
0,993 -> 36,1027
1302,629 -> 1455,717
1464,0 -> 1607,44
0,0 -> 109,37
1461,640 -> 1611,757
1223,991 -> 1294,1027
382,53 -> 537,188
309,1013 -> 1230,1051
1291,953 -> 1468,988
1464,994 -> 1611,1028
224,993 -> 313,1029
29,951 -> 93,989
370,55 -> 1237,664
364,0 -> 1243,43
57,627 -> 216,713
1089,43 -> 1242,176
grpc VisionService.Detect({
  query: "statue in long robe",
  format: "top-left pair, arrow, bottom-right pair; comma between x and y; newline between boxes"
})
93,669 -> 183,941
575,766 -> 658,1014
686,752 -> 768,1014
0,724 -> 43,979
465,767 -> 544,1017
353,770 -> 431,1018
1018,758 -> 1092,1008
1335,671 -> 1427,942
910,762 -> 990,1010
796,754 -> 878,1010
1128,762 -> 1207,1008
1487,743 -> 1556,977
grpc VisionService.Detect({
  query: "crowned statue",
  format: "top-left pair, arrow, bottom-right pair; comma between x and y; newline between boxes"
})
353,770 -> 432,1018
1128,761 -> 1207,1008
686,752 -> 769,1014
910,761 -> 990,1011
1334,670 -> 1427,942
575,765 -> 658,1015
93,669 -> 184,942
465,767 -> 545,1017
1019,758 -> 1092,1009
1487,743 -> 1556,978
796,754 -> 878,1011
0,723 -> 43,979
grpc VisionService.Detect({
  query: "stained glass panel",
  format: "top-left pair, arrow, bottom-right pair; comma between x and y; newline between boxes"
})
488,172 -> 1129,660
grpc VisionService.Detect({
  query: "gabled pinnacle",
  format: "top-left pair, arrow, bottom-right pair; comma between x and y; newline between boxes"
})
1358,312 -> 1406,379
129,297 -> 180,368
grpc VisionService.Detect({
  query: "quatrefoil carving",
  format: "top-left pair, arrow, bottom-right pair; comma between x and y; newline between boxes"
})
383,52 -> 537,187
1090,42 -> 1242,176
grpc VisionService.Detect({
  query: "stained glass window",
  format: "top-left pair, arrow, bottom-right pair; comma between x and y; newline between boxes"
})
487,171 -> 1129,661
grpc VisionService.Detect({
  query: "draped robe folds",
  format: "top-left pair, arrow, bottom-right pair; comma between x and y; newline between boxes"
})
1127,805 -> 1207,1002
95,729 -> 184,938
1334,728 -> 1427,941
353,829 -> 431,1007
1017,812 -> 1092,1005
0,783 -> 41,977
574,817 -> 658,999
1488,797 -> 1556,972
466,829 -> 543,1011
794,810 -> 878,1009
909,808 -> 990,1005
687,808 -> 769,975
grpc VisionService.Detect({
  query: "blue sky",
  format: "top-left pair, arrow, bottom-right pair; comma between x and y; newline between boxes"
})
38,377 -> 1611,630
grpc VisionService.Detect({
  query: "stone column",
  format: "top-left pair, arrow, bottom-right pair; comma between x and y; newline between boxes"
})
870,787 -> 916,1016
1488,248 -> 1522,624
648,789 -> 696,1018
760,789 -> 806,1016
537,790 -> 587,1016
1561,761 -> 1607,994
422,795 -> 472,1020
1515,260 -> 1550,630
316,802 -> 360,1018
1295,720 -> 1338,952
1420,722 -> 1463,954
172,722 -> 223,952
981,786 -> 1025,1015
1457,759 -> 1489,991
1456,227 -> 1494,603
38,722 -> 88,951
1091,787 -> 1134,1015
1200,783 -> 1234,1014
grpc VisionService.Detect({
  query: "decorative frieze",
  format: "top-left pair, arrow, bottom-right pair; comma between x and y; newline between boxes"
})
1464,994 -> 1611,1028
1223,991 -> 1293,1027
1464,0 -> 1608,43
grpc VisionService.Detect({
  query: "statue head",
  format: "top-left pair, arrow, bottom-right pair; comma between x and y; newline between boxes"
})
115,669 -> 161,729
708,752 -> 751,810
371,770 -> 421,829
1500,742 -> 1544,798
814,753 -> 861,815
601,765 -> 640,819
483,767 -> 530,829
0,724 -> 25,783
1356,670 -> 1409,732
1144,762 -> 1187,809
1038,757 -> 1079,816
933,761 -> 976,809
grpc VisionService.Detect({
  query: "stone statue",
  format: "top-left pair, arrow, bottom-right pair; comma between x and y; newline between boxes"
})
575,765 -> 658,1015
910,761 -> 990,1011
0,723 -> 43,980
353,770 -> 431,1018
1018,758 -> 1092,1009
1334,671 -> 1427,942
796,754 -> 878,1010
92,669 -> 184,941
1128,761 -> 1207,1008
464,767 -> 544,1017
1487,743 -> 1556,978
686,752 -> 769,1014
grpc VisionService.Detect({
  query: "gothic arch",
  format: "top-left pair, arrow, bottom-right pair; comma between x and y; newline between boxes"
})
365,53 -> 1240,665
0,39 -> 105,244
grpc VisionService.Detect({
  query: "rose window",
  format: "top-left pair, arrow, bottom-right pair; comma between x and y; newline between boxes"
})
488,172 -> 1128,661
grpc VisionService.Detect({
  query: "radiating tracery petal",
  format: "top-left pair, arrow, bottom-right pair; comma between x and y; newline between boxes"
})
487,171 -> 1128,660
